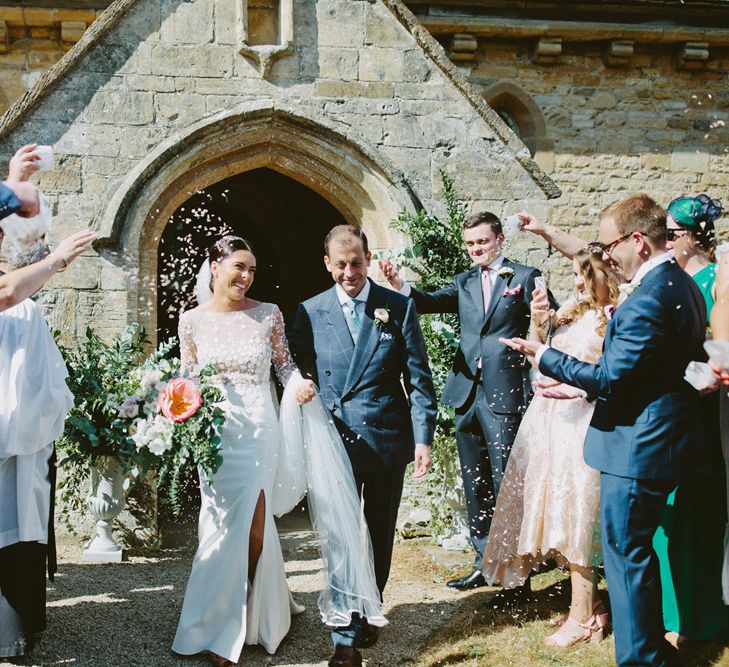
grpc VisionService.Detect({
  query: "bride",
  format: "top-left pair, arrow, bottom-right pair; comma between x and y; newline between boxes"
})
172,236 -> 384,666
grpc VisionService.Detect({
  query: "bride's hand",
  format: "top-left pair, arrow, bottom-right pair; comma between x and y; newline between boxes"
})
296,379 -> 316,405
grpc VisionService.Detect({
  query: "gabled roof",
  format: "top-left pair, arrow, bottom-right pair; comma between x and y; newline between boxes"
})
0,0 -> 560,199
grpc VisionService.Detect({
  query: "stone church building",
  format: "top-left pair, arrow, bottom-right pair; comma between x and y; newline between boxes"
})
0,0 -> 726,341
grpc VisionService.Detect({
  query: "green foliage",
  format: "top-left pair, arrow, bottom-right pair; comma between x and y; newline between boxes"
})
388,171 -> 472,537
56,324 -> 226,529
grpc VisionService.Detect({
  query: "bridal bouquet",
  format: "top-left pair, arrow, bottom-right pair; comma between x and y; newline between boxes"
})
57,324 -> 226,519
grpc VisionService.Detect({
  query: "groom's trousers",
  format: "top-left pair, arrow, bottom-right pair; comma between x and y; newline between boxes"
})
331,464 -> 406,647
455,384 -> 521,569
600,473 -> 677,667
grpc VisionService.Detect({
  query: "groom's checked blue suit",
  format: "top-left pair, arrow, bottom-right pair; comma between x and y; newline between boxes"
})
539,258 -> 709,666
289,278 -> 437,590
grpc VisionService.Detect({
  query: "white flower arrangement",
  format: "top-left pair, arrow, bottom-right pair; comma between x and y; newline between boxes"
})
618,281 -> 640,298
132,414 -> 175,456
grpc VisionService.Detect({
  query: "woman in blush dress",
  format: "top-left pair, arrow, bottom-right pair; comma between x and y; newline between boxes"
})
172,236 -> 316,667
483,246 -> 620,647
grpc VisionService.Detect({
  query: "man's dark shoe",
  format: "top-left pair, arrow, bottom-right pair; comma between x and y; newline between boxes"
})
486,580 -> 532,611
447,569 -> 487,591
328,646 -> 362,667
354,623 -> 379,649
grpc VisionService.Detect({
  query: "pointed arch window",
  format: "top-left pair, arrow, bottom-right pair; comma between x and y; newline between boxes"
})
484,82 -> 554,172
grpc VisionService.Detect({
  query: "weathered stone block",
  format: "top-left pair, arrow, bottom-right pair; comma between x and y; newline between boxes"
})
671,149 -> 710,173
155,92 -> 207,127
82,90 -> 154,126
151,44 -> 233,78
359,47 -> 405,82
314,79 -> 393,99
318,47 -> 359,81
317,1 -> 364,48
159,0 -> 214,45
50,255 -> 100,290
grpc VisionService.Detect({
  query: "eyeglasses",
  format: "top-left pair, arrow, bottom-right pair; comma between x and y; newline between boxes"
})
600,233 -> 632,257
666,228 -> 688,242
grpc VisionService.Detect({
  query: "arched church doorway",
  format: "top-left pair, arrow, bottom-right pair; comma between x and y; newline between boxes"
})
156,167 -> 347,345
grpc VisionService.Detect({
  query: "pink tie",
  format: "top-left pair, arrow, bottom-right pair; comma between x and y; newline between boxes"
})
482,268 -> 491,313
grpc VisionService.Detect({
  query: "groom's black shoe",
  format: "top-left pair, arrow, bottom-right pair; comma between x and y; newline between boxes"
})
447,569 -> 487,591
354,623 -> 379,649
328,646 -> 362,667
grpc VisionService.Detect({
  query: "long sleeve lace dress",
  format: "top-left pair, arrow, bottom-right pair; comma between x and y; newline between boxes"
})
172,303 -> 303,662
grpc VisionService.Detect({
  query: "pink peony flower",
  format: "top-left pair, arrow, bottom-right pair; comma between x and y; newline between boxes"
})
158,377 -> 203,422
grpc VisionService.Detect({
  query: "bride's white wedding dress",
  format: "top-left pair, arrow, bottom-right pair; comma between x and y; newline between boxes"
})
172,303 -> 303,661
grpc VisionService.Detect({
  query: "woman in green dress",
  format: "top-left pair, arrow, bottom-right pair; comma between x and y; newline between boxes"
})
654,193 -> 729,645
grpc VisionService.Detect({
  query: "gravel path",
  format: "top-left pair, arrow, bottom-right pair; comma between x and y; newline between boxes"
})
2,513 -> 473,667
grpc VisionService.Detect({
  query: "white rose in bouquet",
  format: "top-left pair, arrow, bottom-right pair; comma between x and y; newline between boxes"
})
132,414 -> 174,456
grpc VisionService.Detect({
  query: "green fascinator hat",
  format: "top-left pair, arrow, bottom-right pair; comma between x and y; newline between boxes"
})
667,194 -> 724,230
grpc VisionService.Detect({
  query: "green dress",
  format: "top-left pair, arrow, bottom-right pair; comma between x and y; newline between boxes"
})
653,262 -> 729,640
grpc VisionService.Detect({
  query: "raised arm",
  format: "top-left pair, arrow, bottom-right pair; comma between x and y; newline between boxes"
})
519,212 -> 587,260
379,258 -> 458,314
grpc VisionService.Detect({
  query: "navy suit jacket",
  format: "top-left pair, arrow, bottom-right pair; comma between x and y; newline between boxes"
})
0,183 -> 20,220
539,259 -> 709,480
409,259 -> 550,415
288,279 -> 437,475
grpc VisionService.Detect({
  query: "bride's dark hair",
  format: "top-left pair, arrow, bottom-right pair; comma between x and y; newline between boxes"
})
207,235 -> 255,290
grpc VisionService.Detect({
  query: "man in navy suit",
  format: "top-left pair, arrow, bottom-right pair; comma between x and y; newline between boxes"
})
289,225 -> 437,667
503,194 -> 709,666
381,212 -> 552,593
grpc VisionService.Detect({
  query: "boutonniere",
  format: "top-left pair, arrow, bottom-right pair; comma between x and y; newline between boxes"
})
503,284 -> 522,297
374,307 -> 390,327
618,281 -> 640,298
497,266 -> 514,279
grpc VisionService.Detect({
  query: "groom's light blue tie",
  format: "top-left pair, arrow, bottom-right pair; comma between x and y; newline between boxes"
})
345,298 -> 363,340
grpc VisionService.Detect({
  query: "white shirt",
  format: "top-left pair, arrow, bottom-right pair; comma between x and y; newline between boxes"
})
335,279 -> 371,319
535,251 -> 674,367
395,254 -> 505,296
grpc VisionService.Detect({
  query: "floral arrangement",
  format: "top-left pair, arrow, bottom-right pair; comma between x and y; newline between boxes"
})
57,324 -> 225,522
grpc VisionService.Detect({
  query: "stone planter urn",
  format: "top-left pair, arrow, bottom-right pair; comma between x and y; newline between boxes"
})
82,456 -> 125,562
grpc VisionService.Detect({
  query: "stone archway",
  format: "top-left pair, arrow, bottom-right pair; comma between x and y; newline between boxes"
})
97,104 -> 422,342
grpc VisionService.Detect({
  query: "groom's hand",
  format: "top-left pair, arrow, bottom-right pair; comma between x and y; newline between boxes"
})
412,444 -> 431,479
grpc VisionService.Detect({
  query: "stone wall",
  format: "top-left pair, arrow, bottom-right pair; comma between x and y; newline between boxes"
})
0,0 -> 553,343
464,37 -> 729,290
0,6 -> 104,114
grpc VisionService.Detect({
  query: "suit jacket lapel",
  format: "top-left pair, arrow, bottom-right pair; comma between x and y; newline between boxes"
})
464,268 -> 484,318
324,286 -> 355,357
343,280 -> 381,395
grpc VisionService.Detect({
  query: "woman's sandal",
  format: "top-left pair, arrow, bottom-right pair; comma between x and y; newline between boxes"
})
545,602 -> 610,647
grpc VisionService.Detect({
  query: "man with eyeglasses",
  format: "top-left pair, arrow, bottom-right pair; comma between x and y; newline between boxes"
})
502,194 -> 709,667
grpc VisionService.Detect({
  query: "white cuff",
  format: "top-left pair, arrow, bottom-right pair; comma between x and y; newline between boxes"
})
535,344 -> 549,368
397,281 -> 411,296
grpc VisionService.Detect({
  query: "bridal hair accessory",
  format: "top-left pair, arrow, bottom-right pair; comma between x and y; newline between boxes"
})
374,307 -> 390,326
195,258 -> 213,304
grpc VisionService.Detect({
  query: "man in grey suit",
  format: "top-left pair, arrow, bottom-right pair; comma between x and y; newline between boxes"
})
381,212 -> 552,595
289,225 -> 437,667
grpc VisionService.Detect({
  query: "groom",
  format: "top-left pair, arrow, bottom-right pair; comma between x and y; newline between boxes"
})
289,225 -> 437,667
503,194 -> 709,666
